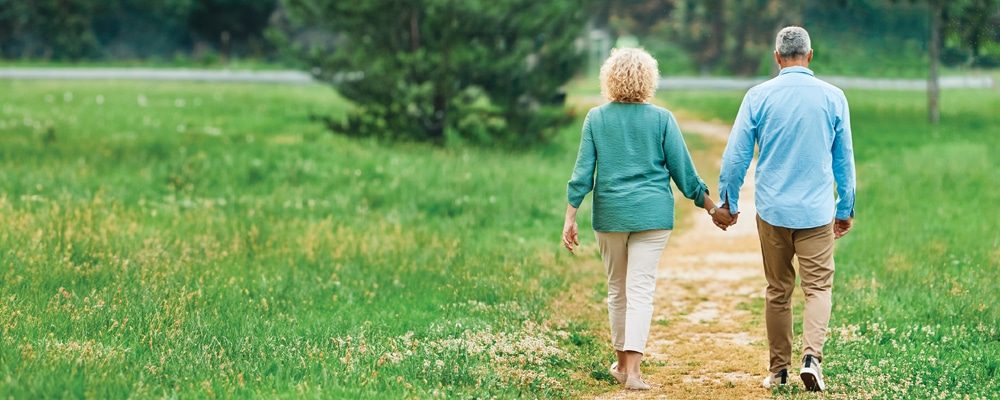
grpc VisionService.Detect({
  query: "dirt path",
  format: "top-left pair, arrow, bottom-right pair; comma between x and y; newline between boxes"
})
595,118 -> 771,400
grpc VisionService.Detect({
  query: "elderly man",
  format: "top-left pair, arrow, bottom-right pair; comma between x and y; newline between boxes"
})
711,26 -> 856,392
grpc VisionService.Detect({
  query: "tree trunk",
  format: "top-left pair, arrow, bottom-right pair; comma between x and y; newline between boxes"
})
706,0 -> 725,72
928,0 -> 942,124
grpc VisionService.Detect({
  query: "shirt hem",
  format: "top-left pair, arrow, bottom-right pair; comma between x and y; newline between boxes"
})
593,223 -> 674,233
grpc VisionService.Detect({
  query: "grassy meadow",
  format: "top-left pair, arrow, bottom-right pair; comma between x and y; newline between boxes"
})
661,87 -> 1000,399
0,75 -> 997,399
0,80 -> 616,398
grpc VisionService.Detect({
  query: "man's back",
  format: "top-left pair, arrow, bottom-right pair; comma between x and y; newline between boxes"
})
719,26 -> 856,393
719,66 -> 855,229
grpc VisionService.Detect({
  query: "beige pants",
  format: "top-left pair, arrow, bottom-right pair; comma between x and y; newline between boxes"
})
756,215 -> 835,373
595,229 -> 671,353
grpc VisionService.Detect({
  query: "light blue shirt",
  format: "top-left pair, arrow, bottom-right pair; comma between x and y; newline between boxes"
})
719,66 -> 856,229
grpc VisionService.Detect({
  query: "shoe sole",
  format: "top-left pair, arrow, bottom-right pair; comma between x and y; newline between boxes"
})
800,368 -> 825,392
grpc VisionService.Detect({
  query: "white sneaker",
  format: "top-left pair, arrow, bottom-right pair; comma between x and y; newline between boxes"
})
609,362 -> 626,384
625,374 -> 651,390
800,355 -> 826,392
762,369 -> 788,389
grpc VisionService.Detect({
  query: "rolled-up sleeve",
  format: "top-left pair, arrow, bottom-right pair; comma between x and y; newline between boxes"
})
718,91 -> 757,214
567,111 -> 597,208
832,95 -> 856,219
663,113 -> 708,208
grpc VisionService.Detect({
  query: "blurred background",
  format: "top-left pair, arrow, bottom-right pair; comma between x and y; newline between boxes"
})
3,0 -> 998,138
0,1 -> 997,399
2,0 -> 998,74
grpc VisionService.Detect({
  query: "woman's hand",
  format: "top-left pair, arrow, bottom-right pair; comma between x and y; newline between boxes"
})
562,219 -> 579,252
704,195 -> 736,231
562,204 -> 580,253
712,206 -> 737,230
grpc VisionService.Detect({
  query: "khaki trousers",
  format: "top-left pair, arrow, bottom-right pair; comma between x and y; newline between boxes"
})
757,215 -> 835,373
595,229 -> 671,353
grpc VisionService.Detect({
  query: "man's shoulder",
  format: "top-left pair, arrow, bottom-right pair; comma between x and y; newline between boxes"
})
750,74 -> 846,100
746,76 -> 786,98
811,76 -> 847,98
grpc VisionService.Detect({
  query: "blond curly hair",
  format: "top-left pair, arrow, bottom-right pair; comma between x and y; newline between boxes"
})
600,48 -> 660,103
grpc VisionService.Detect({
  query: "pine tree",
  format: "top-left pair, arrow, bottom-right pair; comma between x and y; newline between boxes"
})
282,0 -> 593,144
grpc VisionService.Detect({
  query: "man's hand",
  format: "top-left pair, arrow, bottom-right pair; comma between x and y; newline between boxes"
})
711,204 -> 738,231
562,219 -> 579,252
834,217 -> 853,239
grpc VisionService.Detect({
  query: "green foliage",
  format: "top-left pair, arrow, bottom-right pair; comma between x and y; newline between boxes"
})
0,0 -> 101,59
281,0 -> 590,145
608,0 -> 796,76
944,0 -> 1000,66
611,0 -> 1000,76
0,0 -> 278,60
642,36 -> 698,76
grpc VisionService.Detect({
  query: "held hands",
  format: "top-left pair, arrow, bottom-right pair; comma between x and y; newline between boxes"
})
834,217 -> 853,239
710,203 -> 738,231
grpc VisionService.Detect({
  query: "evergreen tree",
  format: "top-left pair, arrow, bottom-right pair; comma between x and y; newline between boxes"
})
282,0 -> 593,144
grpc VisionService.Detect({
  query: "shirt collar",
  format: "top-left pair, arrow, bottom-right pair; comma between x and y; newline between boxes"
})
779,66 -> 815,76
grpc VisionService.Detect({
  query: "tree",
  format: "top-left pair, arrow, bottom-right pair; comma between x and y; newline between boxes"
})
188,0 -> 277,59
662,0 -> 727,74
0,0 -> 279,60
653,0 -> 800,75
895,0 -> 998,123
944,0 -> 1000,66
725,0 -> 802,76
928,0 -> 942,124
605,0 -> 676,38
0,0 -> 101,59
282,0 -> 592,145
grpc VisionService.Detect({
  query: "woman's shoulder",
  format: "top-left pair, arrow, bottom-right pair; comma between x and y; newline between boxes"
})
593,102 -> 673,116
647,104 -> 675,119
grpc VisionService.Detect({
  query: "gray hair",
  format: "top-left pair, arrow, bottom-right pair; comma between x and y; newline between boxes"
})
775,26 -> 811,59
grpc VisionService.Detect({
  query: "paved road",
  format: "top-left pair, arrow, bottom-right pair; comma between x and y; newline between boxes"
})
661,75 -> 995,90
0,67 -> 994,91
0,67 -> 314,84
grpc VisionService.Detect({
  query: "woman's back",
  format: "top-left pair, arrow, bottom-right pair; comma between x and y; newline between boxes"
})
568,102 -> 707,232
590,102 -> 671,200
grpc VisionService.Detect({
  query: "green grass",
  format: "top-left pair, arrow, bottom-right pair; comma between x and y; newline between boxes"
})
2,75 -> 996,398
0,80 -> 609,398
661,87 -> 1000,399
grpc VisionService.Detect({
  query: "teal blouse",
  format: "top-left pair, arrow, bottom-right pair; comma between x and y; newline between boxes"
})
567,102 -> 708,232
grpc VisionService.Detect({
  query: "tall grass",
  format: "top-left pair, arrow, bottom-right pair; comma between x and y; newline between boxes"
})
0,80 -> 604,398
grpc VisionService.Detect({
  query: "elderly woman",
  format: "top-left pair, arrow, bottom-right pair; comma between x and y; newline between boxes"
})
562,48 -> 723,390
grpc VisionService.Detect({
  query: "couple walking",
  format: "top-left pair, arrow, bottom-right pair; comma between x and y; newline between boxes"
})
561,27 -> 856,392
